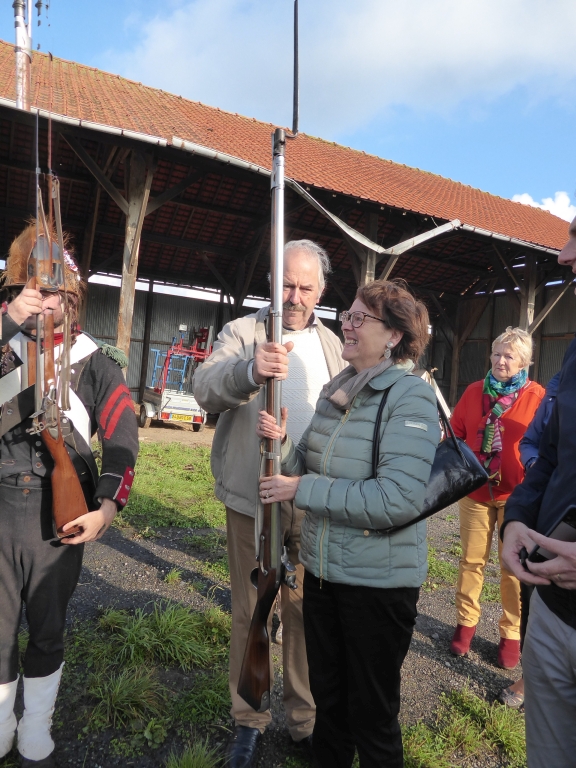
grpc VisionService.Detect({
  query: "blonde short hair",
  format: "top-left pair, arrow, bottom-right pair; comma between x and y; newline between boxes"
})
492,326 -> 533,368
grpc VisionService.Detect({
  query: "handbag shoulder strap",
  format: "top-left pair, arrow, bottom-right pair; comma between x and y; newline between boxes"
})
371,385 -> 392,478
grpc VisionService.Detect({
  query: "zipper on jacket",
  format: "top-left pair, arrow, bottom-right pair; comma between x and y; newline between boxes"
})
318,518 -> 327,588
318,401 -> 355,584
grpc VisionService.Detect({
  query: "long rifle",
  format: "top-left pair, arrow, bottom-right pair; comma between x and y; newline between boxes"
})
27,187 -> 89,538
237,128 -> 296,712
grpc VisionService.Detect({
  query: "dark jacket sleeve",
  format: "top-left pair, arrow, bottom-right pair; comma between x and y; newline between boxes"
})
77,350 -> 139,507
0,313 -> 23,346
518,373 -> 560,469
503,401 -> 559,533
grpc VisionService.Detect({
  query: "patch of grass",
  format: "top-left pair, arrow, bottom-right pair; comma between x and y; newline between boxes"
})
424,546 -> 459,591
184,531 -> 227,554
200,554 -> 230,584
165,568 -> 183,585
173,669 -> 230,725
120,443 -> 226,530
98,602 -> 230,671
403,685 -> 526,768
88,667 -> 166,729
480,581 -> 500,603
448,542 -> 462,558
166,739 -> 221,768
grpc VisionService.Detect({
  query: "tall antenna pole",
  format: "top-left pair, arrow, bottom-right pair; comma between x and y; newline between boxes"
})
13,0 -> 32,111
292,0 -> 299,137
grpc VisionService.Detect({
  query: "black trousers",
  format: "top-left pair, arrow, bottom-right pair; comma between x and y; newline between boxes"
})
303,571 -> 418,768
0,476 -> 84,683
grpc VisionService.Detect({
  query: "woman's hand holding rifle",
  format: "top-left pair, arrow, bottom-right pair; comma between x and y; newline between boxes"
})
257,408 -> 300,503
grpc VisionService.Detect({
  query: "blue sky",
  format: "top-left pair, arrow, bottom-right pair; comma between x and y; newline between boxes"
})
2,0 -> 575,220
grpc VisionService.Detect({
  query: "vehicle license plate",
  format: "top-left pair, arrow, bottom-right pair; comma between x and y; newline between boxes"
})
171,413 -> 193,422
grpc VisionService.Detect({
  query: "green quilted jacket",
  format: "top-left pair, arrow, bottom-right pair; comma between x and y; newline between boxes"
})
281,361 -> 440,589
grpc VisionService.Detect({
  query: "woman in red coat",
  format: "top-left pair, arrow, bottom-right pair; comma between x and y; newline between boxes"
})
449,327 -> 544,669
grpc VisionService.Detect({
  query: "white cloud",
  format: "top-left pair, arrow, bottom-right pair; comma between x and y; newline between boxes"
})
101,0 -> 576,136
512,191 -> 576,222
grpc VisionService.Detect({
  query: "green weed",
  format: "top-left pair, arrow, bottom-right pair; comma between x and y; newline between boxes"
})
121,444 -> 226,530
88,667 -> 166,729
403,685 -> 526,767
480,582 -> 500,603
448,542 -> 462,558
165,739 -> 221,768
184,531 -> 227,554
201,555 -> 230,584
165,568 -> 183,585
173,669 -> 230,724
424,546 -> 459,591
98,602 -> 230,670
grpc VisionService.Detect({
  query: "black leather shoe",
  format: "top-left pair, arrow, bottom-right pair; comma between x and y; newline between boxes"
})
223,725 -> 261,768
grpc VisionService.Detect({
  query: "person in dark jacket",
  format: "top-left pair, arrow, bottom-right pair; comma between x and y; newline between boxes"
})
501,212 -> 576,768
0,223 -> 139,767
518,371 -> 560,470
499,371 -> 560,708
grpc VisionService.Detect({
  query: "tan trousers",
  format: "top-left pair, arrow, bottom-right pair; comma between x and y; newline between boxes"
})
226,505 -> 315,739
455,496 -> 521,640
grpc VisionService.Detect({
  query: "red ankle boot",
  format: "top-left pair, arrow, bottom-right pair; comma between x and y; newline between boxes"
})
498,638 -> 520,669
450,624 -> 476,656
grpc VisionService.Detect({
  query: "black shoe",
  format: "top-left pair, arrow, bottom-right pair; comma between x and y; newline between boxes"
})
223,726 -> 261,768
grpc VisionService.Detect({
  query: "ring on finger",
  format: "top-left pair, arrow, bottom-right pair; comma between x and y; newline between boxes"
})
557,573 -> 562,582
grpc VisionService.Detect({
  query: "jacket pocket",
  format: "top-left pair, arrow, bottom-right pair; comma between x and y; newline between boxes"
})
339,525 -> 392,583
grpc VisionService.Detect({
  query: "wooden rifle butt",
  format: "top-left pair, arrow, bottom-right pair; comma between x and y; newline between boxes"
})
41,427 -> 88,538
237,568 -> 280,712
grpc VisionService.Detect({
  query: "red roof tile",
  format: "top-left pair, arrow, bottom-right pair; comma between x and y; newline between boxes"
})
0,41 -> 568,251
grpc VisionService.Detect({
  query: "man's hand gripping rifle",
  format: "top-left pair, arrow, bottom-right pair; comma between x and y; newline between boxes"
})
26,181 -> 88,538
237,129 -> 297,713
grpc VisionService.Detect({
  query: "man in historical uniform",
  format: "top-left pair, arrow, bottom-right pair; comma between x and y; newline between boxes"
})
0,223 -> 139,767
194,239 -> 345,768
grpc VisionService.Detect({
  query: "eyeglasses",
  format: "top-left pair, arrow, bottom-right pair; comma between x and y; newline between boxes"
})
339,310 -> 386,328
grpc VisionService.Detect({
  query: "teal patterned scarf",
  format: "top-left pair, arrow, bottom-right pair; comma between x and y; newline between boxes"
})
473,369 -> 528,484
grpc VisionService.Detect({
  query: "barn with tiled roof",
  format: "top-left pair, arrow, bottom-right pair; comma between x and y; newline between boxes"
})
0,41 -> 572,401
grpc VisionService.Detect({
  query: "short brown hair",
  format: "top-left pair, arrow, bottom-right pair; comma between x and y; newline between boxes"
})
356,279 -> 430,362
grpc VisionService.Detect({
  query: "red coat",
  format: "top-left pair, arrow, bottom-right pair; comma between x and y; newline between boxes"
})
451,380 -> 545,502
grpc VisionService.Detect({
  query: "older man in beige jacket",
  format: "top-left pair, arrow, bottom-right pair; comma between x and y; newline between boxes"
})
194,240 -> 344,768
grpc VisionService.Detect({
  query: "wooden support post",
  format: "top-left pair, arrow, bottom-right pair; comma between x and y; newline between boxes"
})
116,151 -> 156,357
138,279 -> 154,403
519,253 -> 537,331
449,301 -> 461,408
532,288 -> 544,383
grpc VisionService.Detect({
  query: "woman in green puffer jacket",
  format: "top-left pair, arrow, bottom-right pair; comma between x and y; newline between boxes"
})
257,280 -> 440,768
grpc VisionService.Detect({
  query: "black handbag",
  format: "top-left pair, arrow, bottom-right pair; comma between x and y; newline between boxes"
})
371,383 -> 489,535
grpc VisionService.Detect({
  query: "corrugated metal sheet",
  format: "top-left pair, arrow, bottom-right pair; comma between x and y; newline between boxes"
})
84,284 -> 237,397
492,295 -> 517,337
542,286 -> 576,335
460,340 -> 487,384
467,297 -> 492,340
538,338 -> 571,386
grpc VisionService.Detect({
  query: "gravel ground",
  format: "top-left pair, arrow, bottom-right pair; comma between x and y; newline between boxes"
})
9,424 -> 522,768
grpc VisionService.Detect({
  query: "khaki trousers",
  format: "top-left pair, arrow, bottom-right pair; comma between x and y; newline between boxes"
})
455,496 -> 521,639
226,505 -> 315,739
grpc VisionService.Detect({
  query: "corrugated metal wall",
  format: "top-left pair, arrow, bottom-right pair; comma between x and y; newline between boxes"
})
84,280 -> 576,403
84,284 -> 236,397
430,287 -> 576,404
